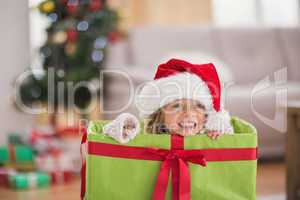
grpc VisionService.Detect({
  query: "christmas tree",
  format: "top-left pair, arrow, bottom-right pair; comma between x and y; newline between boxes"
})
19,0 -> 120,109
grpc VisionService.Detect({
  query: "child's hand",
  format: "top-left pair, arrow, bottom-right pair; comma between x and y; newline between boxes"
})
103,113 -> 140,144
207,131 -> 223,140
122,119 -> 137,139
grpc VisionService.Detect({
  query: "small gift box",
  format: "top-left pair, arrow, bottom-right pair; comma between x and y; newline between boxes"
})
28,129 -> 62,154
50,171 -> 73,184
36,152 -> 75,184
14,145 -> 34,163
0,147 -> 9,165
8,171 -> 50,190
36,151 -> 77,172
0,145 -> 35,171
83,117 -> 258,200
0,168 -> 16,187
56,127 -> 84,173
7,133 -> 24,145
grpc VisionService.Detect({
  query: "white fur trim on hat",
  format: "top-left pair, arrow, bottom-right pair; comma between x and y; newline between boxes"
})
102,113 -> 140,143
136,72 -> 213,119
205,109 -> 234,134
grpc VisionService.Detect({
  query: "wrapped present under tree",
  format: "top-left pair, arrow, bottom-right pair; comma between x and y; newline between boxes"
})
0,145 -> 35,171
8,171 -> 50,190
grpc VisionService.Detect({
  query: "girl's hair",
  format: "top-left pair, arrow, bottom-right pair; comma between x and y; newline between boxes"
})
145,108 -> 168,134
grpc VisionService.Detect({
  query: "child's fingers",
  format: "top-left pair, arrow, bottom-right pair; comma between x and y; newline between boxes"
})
208,133 -> 217,140
207,132 -> 213,139
207,131 -> 222,140
211,133 -> 216,140
213,133 -> 219,140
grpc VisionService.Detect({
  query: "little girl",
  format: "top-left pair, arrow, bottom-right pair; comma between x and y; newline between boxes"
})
102,59 -> 233,143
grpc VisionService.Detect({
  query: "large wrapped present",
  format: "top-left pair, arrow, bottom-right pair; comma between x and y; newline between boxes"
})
83,117 -> 257,200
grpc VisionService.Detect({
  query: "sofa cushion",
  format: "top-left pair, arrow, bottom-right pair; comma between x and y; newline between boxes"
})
278,28 -> 300,81
214,28 -> 285,84
129,26 -> 216,68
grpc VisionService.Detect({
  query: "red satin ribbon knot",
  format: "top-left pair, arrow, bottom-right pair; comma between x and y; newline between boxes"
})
148,148 -> 207,200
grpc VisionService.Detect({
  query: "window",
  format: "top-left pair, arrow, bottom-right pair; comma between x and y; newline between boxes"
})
212,0 -> 299,27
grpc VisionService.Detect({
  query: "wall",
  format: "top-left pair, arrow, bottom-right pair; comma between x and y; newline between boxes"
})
0,0 -> 32,144
110,0 -> 212,30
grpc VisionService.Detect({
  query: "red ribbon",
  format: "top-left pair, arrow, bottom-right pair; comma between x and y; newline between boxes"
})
29,130 -> 53,144
80,128 -> 87,200
56,127 -> 86,137
149,148 -> 207,200
85,134 -> 257,200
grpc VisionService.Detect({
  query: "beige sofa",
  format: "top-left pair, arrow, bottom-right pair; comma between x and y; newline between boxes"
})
104,26 -> 300,159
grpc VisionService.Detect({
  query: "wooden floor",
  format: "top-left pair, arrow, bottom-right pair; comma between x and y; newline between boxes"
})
257,162 -> 285,196
0,162 -> 285,200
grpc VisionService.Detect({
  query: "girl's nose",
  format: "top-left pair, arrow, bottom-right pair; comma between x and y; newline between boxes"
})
181,107 -> 196,117
182,103 -> 195,113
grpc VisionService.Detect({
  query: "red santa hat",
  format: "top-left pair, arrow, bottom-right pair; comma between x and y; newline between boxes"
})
136,58 -> 233,134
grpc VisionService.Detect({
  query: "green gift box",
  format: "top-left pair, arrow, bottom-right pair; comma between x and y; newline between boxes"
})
0,145 -> 34,163
0,147 -> 9,165
8,171 -> 50,189
0,145 -> 35,170
14,145 -> 34,163
8,133 -> 24,145
84,117 -> 257,200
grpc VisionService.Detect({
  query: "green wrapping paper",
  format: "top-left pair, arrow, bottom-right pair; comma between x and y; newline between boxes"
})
85,117 -> 257,200
0,145 -> 35,171
0,147 -> 9,165
8,172 -> 50,189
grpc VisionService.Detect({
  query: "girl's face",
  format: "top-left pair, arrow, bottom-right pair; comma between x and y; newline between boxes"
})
162,99 -> 207,136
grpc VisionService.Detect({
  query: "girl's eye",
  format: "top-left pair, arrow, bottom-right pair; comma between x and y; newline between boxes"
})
172,103 -> 180,108
171,103 -> 182,111
195,103 -> 205,110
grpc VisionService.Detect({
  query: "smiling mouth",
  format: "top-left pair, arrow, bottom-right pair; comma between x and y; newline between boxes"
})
178,122 -> 197,129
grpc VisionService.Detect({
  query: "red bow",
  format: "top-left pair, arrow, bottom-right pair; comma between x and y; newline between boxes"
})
148,148 -> 207,200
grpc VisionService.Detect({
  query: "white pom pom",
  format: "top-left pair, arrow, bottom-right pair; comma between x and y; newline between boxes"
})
205,109 -> 234,134
103,113 -> 140,143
